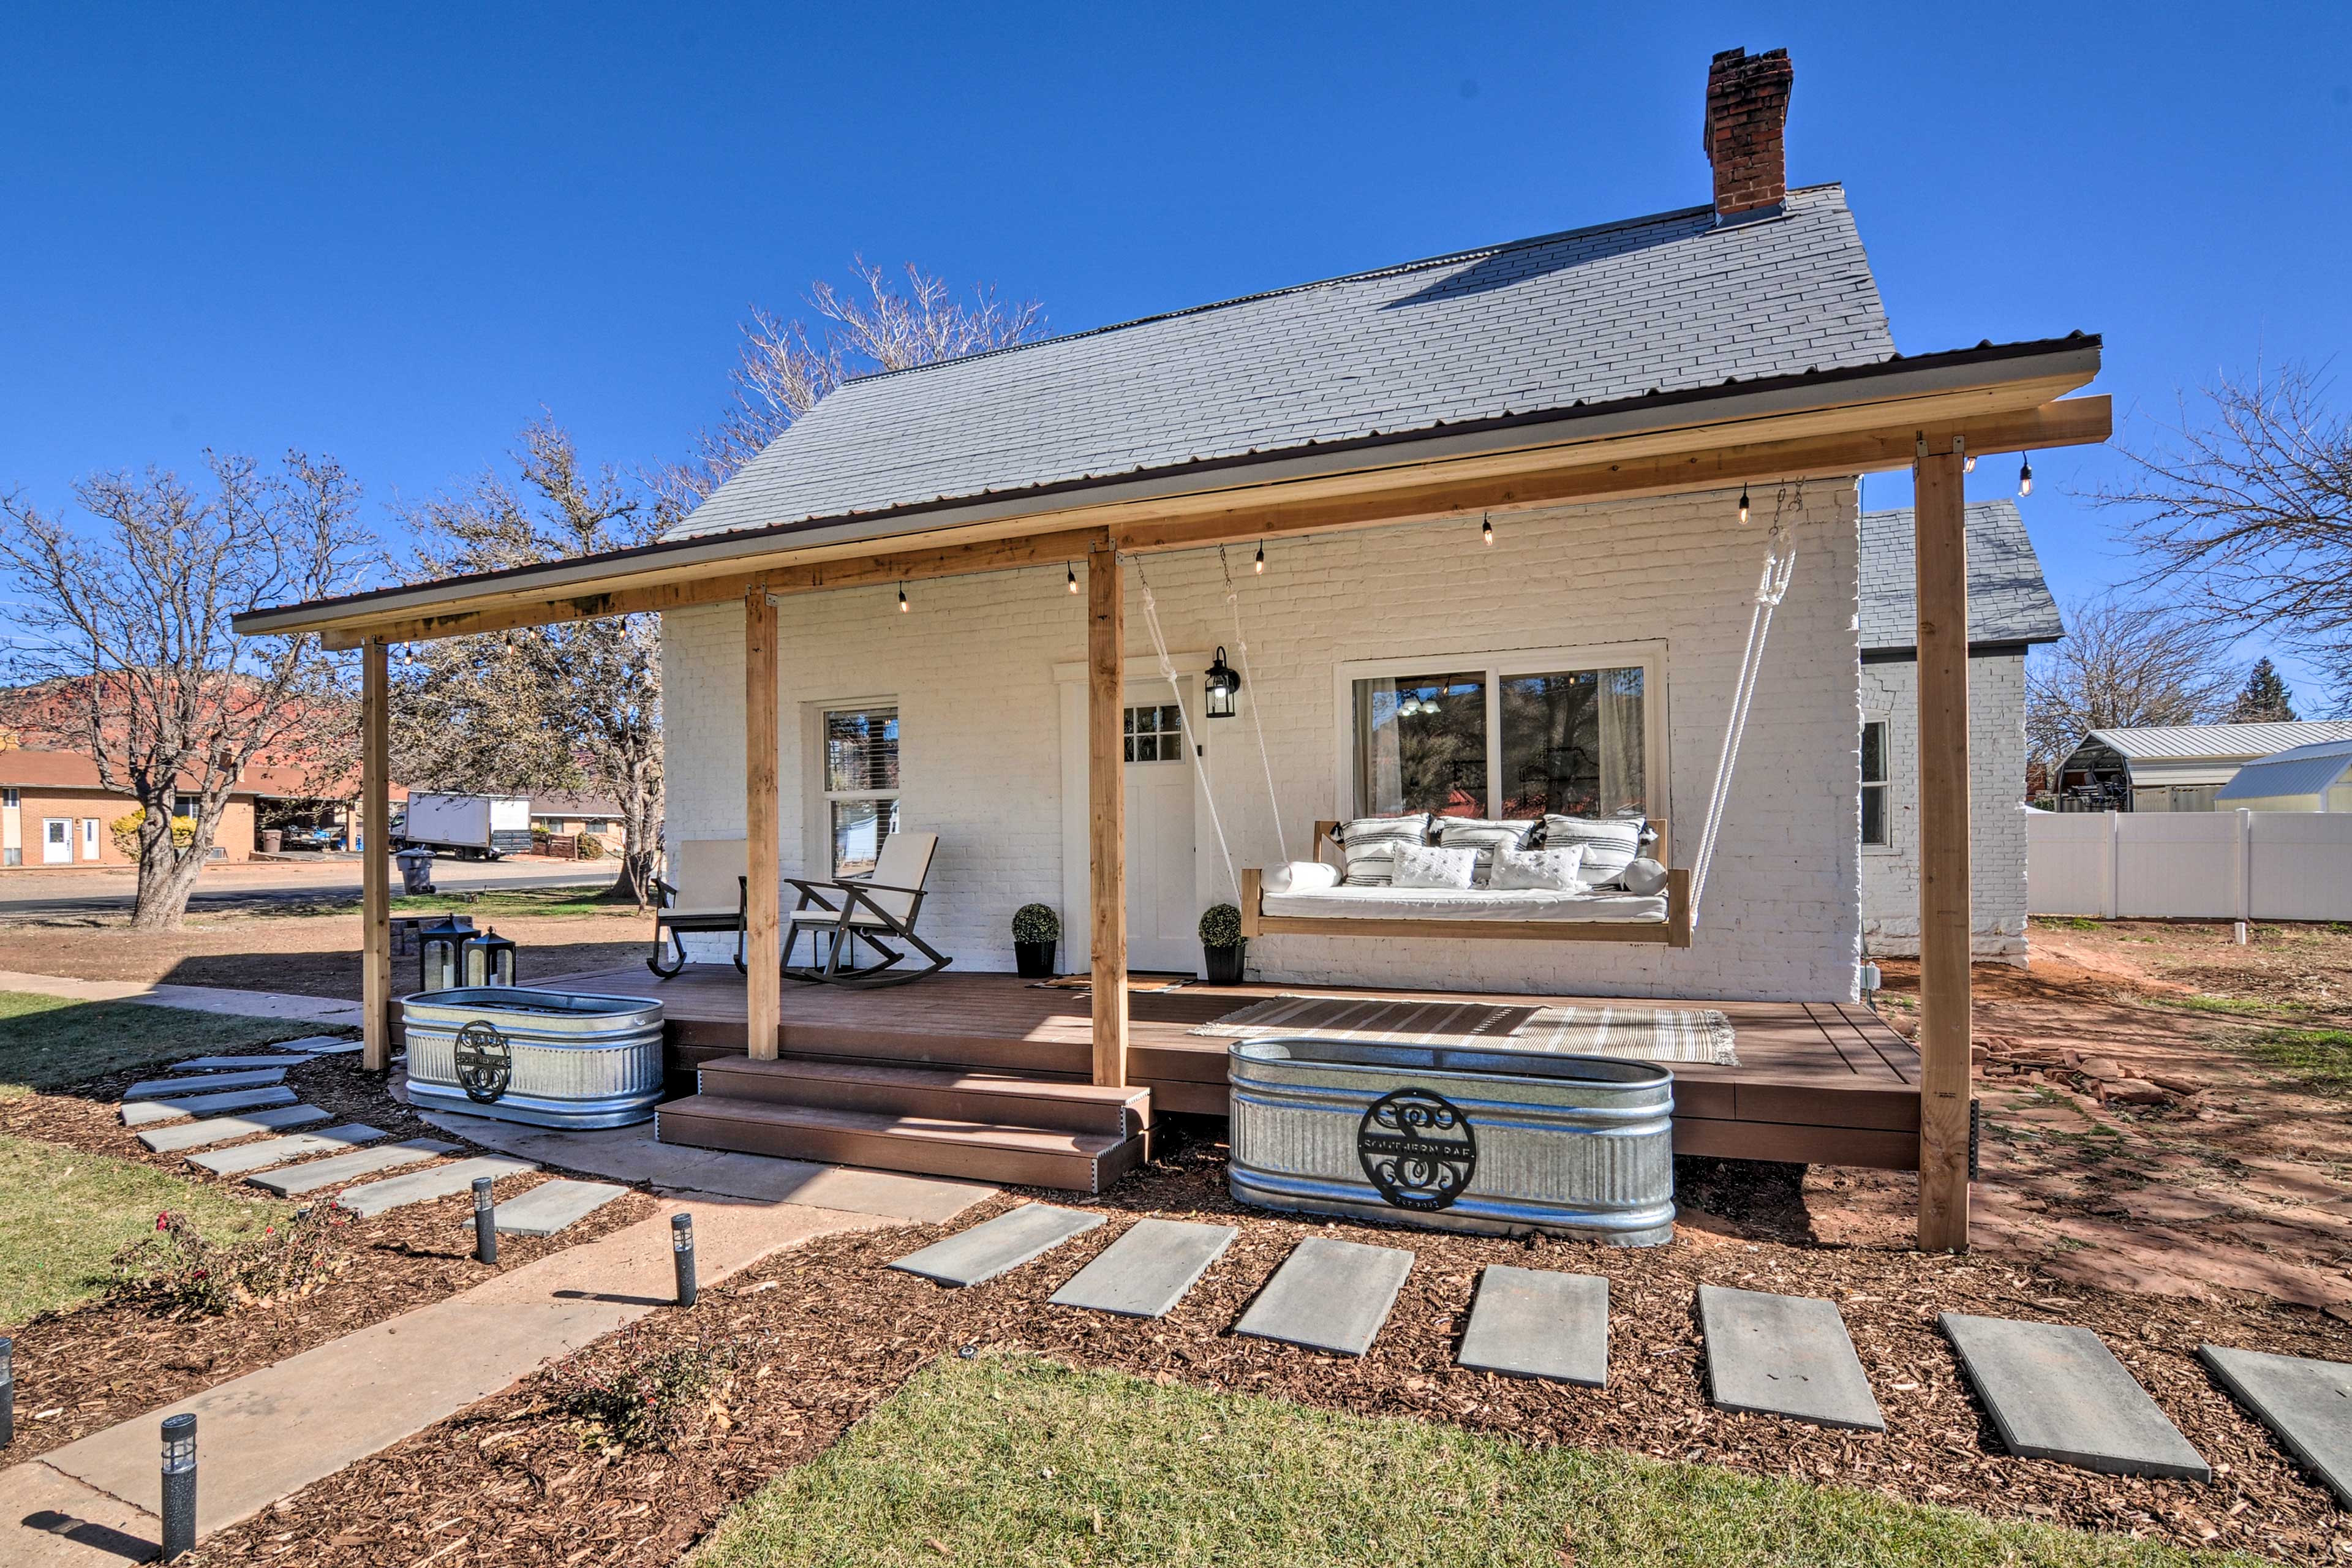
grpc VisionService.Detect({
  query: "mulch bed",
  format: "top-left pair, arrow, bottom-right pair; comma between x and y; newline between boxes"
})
0,1054 -> 658,1462
178,1127 -> 2352,1567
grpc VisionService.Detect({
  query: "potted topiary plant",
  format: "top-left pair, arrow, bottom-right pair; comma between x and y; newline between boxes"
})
1199,902 -> 1245,984
1011,903 -> 1061,979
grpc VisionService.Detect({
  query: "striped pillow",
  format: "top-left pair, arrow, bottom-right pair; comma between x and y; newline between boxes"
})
1539,815 -> 1645,888
1335,813 -> 1431,887
1434,817 -> 1537,884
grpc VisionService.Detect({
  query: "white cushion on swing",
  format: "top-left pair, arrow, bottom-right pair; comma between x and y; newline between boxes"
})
1259,883 -> 1669,923
1263,861 -> 1340,895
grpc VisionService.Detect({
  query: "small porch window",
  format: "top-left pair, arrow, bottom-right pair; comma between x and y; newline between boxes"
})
1125,703 -> 1185,763
822,704 -> 900,877
1861,718 -> 1891,847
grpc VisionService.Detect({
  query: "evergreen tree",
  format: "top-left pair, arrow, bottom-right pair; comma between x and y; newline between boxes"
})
2229,657 -> 2297,723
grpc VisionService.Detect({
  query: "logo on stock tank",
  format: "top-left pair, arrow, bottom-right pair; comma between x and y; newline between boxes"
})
1357,1087 -> 1477,1211
453,1020 -> 513,1104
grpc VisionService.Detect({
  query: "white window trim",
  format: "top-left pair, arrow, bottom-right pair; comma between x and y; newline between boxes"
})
802,695 -> 902,877
1860,712 -> 1896,854
1333,639 -> 1671,822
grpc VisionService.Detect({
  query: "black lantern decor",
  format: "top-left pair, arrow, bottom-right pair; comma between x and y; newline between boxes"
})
461,926 -> 518,987
1204,646 -> 1242,719
418,915 -> 475,993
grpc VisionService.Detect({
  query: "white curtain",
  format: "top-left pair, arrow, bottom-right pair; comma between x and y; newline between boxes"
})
1597,666 -> 1645,815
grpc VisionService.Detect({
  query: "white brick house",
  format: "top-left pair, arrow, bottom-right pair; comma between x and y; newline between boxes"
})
1855,502 -> 2062,963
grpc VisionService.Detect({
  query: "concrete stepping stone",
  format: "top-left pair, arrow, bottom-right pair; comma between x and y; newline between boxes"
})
1234,1237 -> 1414,1357
138,1104 -> 330,1153
336,1155 -> 535,1218
1941,1313 -> 2209,1480
2201,1344 -> 2352,1506
123,1067 -> 284,1100
466,1178 -> 630,1237
890,1204 -> 1107,1287
247,1139 -> 458,1197
1049,1218 -> 1237,1318
1458,1266 -> 1608,1387
172,1055 -> 317,1071
121,1085 -> 298,1126
273,1035 -> 359,1054
191,1125 -> 386,1177
1700,1284 -> 1883,1431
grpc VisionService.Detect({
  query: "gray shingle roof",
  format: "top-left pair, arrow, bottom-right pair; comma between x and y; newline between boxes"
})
1859,500 -> 2064,652
673,183 -> 1894,541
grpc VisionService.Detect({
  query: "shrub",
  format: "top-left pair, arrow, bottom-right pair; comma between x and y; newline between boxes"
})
108,808 -> 197,861
544,1321 -> 739,1450
1199,902 -> 1243,948
576,834 -> 607,860
1011,903 -> 1060,944
108,1207 -> 351,1319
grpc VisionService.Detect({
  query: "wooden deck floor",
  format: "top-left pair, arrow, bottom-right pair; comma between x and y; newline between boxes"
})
530,965 -> 1923,1170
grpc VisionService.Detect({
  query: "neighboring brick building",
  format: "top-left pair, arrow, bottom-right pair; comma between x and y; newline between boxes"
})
0,748 -> 265,867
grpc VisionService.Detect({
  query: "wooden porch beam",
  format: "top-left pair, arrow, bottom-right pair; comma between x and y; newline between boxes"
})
1087,535 -> 1128,1088
744,588 -> 782,1061
1913,448 -> 1973,1251
360,637 -> 391,1072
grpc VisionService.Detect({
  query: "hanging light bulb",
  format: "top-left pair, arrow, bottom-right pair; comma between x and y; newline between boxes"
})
2018,454 -> 2034,497
1963,453 -> 1977,473
1067,563 -> 1079,594
1254,540 -> 1265,573
1737,484 -> 1750,524
898,586 -> 910,612
1480,513 -> 1493,546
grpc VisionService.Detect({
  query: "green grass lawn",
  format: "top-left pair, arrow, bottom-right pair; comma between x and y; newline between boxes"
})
693,1355 -> 2246,1568
0,1133 -> 289,1325
386,884 -> 627,919
0,992 -> 351,1099
2245,1025 -> 2352,1097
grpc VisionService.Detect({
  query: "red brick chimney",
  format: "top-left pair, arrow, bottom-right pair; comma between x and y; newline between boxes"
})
1703,47 -> 1794,221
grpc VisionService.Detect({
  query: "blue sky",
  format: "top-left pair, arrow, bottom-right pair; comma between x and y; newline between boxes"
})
6,4 -> 2348,703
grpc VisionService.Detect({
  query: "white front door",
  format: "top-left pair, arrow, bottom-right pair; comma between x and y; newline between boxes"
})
80,818 -> 99,861
42,818 -> 72,865
1059,669 -> 1203,974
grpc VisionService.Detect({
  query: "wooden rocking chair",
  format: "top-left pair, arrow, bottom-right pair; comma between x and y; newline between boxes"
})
782,831 -> 951,989
647,838 -> 749,978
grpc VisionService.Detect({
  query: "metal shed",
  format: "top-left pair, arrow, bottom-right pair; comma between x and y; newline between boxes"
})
2056,721 -> 2352,812
2216,737 -> 2352,813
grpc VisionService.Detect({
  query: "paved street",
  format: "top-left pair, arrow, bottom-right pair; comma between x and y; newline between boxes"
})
0,854 -> 614,919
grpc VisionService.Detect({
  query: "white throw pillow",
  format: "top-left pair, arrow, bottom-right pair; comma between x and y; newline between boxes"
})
1491,845 -> 1585,891
1539,815 -> 1644,887
1335,813 -> 1431,886
1434,817 -> 1536,884
1392,843 -> 1478,890
1265,861 -> 1340,895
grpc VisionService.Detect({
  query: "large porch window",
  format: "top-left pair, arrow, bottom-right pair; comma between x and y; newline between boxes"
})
821,704 -> 899,877
1346,644 -> 1662,821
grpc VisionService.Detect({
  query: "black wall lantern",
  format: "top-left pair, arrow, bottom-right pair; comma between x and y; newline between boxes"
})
418,914 -> 475,992
461,926 -> 518,988
1204,646 -> 1242,719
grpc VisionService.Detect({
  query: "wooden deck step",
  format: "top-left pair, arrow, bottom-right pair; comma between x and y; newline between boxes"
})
696,1054 -> 1148,1137
655,1093 -> 1147,1193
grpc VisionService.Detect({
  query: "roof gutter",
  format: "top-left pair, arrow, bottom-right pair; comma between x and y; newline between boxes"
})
236,335 -> 2100,637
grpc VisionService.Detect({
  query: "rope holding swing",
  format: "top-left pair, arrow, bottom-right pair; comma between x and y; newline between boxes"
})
1135,557 -> 1245,903
1220,546 -> 1289,865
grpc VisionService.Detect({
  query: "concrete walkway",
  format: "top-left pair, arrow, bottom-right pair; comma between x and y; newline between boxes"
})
0,970 -> 363,1027
0,1193 -> 897,1564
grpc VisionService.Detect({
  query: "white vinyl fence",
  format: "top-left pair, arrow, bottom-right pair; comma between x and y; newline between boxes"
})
2029,810 -> 2352,921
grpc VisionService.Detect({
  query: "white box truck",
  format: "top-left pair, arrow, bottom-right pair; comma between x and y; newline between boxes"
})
395,794 -> 535,860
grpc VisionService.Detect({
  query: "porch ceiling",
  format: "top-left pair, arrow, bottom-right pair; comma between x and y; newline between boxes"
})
234,336 -> 2105,652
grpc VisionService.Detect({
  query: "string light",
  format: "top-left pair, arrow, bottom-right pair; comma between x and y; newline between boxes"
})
1737,484 -> 1750,524
1962,453 -> 1977,473
1480,513 -> 1493,546
2018,454 -> 2034,497
1067,563 -> 1079,593
898,586 -> 910,612
1254,541 -> 1265,573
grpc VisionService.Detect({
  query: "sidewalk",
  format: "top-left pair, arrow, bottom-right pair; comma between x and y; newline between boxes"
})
0,970 -> 363,1027
1,1193 -> 895,1564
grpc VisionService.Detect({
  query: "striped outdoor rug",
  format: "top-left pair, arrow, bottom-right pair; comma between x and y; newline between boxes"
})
1509,1005 -> 1737,1065
1187,994 -> 1540,1046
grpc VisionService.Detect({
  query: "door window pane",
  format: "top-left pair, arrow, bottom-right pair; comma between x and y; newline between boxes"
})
829,798 -> 900,879
1498,666 -> 1645,820
1353,673 -> 1487,817
1124,703 -> 1184,763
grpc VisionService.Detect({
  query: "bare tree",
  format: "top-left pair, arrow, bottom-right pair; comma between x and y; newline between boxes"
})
0,453 -> 374,928
395,421 -> 667,905
2098,359 -> 2352,704
2025,596 -> 2242,778
660,258 -> 1044,503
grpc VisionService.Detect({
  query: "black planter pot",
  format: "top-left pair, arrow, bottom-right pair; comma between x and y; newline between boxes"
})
1203,942 -> 1246,984
1013,940 -> 1058,979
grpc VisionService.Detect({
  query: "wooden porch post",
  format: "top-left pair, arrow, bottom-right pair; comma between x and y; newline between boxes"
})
1087,537 -> 1128,1087
744,588 -> 782,1061
360,637 -> 391,1072
1913,447 -> 1972,1251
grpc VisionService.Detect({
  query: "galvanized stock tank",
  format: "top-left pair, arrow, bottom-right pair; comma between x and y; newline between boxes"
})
1227,1037 -> 1675,1246
402,987 -> 665,1129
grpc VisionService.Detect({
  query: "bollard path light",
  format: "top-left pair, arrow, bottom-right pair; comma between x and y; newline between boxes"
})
0,1335 -> 13,1449
160,1412 -> 197,1559
672,1212 -> 698,1308
472,1175 -> 499,1265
